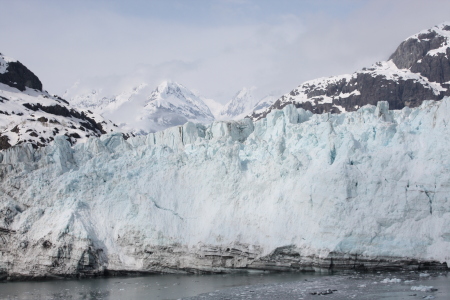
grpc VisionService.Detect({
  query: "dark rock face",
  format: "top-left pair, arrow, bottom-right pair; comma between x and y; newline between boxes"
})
253,23 -> 450,120
410,49 -> 450,84
389,31 -> 446,70
0,61 -> 42,92
22,103 -> 106,135
390,30 -> 450,84
248,246 -> 448,272
0,135 -> 11,151
0,53 -> 116,151
260,72 -> 443,120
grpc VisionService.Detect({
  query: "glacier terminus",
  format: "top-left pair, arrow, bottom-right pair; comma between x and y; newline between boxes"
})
1,98 -> 450,279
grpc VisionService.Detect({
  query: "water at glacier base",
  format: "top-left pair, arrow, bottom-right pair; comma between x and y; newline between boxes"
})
0,271 -> 449,300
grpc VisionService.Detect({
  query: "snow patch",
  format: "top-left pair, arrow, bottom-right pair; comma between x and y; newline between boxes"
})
0,53 -> 17,74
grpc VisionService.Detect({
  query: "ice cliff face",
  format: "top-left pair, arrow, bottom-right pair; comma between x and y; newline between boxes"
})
1,98 -> 450,278
253,22 -> 450,120
65,80 -> 215,134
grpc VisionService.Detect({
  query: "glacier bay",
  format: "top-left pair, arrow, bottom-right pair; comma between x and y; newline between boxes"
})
1,99 -> 450,279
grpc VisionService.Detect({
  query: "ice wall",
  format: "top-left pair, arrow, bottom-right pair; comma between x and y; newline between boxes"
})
1,99 -> 450,278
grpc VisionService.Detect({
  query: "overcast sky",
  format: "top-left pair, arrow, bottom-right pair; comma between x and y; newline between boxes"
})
1,0 -> 449,103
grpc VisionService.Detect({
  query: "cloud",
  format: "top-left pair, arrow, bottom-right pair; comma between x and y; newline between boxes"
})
1,0 -> 449,103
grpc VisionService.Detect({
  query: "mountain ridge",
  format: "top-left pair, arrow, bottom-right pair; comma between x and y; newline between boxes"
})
66,80 -> 215,134
0,53 -> 118,150
251,22 -> 450,120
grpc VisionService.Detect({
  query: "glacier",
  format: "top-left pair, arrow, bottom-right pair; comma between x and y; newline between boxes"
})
1,98 -> 450,279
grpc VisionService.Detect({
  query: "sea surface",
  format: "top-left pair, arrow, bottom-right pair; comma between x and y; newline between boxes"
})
0,270 -> 448,300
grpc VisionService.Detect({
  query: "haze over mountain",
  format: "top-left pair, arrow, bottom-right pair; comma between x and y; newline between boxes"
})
216,87 -> 277,121
65,80 -> 215,134
65,81 -> 278,130
3,0 -> 450,105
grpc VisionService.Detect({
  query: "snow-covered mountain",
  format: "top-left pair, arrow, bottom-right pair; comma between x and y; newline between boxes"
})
0,53 -> 117,150
218,87 -> 257,120
252,22 -> 450,120
142,81 -> 214,132
217,87 -> 277,120
252,94 -> 278,114
201,97 -> 223,118
65,80 -> 215,133
1,99 -> 450,278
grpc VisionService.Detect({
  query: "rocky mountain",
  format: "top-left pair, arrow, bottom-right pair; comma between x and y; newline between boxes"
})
252,22 -> 450,120
0,53 -> 117,150
65,80 -> 215,133
218,87 -> 276,120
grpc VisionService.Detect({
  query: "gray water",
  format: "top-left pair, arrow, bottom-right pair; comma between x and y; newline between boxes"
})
185,271 -> 450,300
0,271 -> 448,300
0,271 -> 323,300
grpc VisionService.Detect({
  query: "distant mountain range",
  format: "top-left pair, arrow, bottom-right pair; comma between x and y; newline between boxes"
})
65,80 -> 215,134
1,22 -> 450,150
64,80 -> 278,131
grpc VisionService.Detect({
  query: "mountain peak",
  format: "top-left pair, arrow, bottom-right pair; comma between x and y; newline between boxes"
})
0,52 -> 42,92
387,22 -> 450,87
156,79 -> 177,90
252,22 -> 450,121
153,80 -> 194,99
0,53 -> 17,74
218,87 -> 258,120
145,81 -> 214,125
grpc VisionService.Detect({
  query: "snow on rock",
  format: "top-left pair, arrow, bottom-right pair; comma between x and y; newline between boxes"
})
65,80 -> 214,134
0,52 -> 42,92
253,22 -> 450,121
1,98 -> 450,278
0,52 -> 119,150
397,22 -> 450,59
0,82 -> 117,150
0,53 -> 16,74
